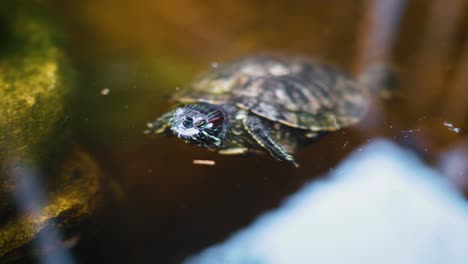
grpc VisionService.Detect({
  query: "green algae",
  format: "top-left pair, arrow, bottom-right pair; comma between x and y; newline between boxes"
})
0,2 -> 75,208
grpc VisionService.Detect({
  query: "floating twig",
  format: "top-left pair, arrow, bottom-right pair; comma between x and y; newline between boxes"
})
193,159 -> 216,166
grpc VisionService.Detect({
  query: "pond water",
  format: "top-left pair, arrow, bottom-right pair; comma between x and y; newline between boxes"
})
1,0 -> 467,263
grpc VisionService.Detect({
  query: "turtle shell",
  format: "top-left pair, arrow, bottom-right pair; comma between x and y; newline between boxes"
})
174,55 -> 371,131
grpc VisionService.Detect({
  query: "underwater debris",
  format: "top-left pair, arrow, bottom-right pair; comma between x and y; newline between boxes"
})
400,128 -> 421,133
343,141 -> 349,149
443,122 -> 461,133
100,88 -> 110,95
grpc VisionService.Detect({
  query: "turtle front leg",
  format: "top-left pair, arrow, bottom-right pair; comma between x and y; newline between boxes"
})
144,112 -> 173,135
244,114 -> 299,168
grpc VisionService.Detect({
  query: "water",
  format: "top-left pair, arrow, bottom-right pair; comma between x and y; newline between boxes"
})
2,0 -> 468,263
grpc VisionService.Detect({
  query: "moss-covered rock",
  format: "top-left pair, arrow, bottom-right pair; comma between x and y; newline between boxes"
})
0,2 -> 102,260
0,2 -> 74,208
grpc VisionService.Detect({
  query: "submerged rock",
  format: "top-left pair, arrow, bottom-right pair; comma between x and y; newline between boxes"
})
0,148 -> 101,261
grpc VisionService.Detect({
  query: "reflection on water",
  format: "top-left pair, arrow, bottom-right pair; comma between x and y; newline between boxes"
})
438,142 -> 468,193
1,0 -> 468,263
185,139 -> 468,264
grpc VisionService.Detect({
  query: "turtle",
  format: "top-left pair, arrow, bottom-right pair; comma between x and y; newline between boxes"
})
145,55 -> 392,167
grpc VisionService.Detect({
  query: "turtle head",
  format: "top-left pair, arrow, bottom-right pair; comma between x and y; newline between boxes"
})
170,103 -> 227,148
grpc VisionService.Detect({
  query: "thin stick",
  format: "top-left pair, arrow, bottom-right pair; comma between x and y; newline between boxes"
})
192,160 -> 216,166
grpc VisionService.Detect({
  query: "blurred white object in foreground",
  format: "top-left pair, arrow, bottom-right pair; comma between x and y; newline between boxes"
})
185,139 -> 468,264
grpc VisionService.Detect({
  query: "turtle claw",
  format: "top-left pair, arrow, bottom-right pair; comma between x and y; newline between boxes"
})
245,114 -> 300,168
286,155 -> 300,168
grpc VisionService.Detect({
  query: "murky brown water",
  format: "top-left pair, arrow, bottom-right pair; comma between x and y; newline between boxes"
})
3,0 -> 468,263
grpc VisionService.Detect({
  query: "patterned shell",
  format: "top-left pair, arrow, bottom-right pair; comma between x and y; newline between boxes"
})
174,55 -> 371,131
